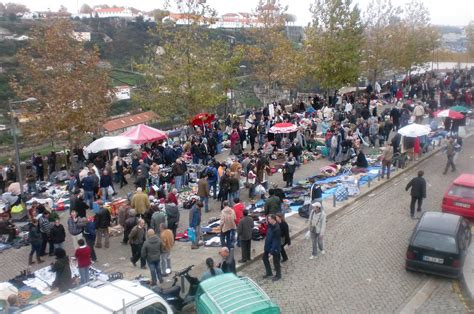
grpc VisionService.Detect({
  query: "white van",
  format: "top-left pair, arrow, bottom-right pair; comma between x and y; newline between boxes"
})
22,279 -> 172,314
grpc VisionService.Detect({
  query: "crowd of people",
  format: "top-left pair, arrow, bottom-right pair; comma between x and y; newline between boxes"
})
0,69 -> 472,293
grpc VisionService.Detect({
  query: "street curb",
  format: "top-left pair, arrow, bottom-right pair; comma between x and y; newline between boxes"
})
236,138 -> 449,273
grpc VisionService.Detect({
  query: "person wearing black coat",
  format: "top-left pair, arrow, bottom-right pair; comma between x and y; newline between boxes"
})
276,213 -> 291,262
95,206 -> 111,248
237,210 -> 254,263
262,215 -> 282,281
51,248 -> 72,292
50,219 -> 66,250
248,125 -> 258,151
28,219 -> 44,265
405,170 -> 427,218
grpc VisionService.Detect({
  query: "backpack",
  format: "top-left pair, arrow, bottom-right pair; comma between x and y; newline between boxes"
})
298,204 -> 310,218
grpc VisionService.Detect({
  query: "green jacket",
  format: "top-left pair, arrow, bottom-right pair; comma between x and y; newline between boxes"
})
264,195 -> 281,216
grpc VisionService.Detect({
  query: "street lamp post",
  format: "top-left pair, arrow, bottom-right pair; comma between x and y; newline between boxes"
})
8,97 -> 37,196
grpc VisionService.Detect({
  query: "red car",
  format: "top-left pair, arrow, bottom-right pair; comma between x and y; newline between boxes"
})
442,174 -> 474,218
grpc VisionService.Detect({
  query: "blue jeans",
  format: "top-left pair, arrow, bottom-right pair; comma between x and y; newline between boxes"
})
175,175 -> 182,191
84,190 -> 94,209
220,230 -> 234,249
209,181 -> 217,199
148,260 -> 162,284
53,243 -> 64,250
101,187 -> 111,202
79,266 -> 90,284
228,192 -> 238,206
192,155 -> 199,164
217,143 -> 222,154
28,182 -> 37,194
200,196 -> 209,212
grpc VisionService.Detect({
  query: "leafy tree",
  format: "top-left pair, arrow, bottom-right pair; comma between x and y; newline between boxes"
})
134,0 -> 239,119
245,0 -> 304,103
79,4 -> 93,14
363,0 -> 402,84
305,0 -> 364,91
11,19 -> 111,147
4,2 -> 28,15
392,0 -> 440,73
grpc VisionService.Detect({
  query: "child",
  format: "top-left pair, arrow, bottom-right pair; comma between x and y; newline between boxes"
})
75,239 -> 92,284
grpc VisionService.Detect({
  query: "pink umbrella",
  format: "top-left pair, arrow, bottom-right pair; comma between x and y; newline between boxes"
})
120,124 -> 168,144
434,109 -> 464,119
269,122 -> 298,134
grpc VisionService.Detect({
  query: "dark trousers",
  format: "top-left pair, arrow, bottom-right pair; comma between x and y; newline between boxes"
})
262,251 -> 281,278
285,174 -> 294,187
131,243 -> 146,267
240,239 -> 251,262
168,222 -> 177,239
29,243 -> 41,258
84,234 -> 97,261
148,260 -> 163,285
40,232 -> 53,256
281,244 -> 288,261
443,155 -> 456,173
410,197 -> 423,217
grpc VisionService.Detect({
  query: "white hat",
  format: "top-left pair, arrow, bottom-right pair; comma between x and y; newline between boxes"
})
312,202 -> 322,208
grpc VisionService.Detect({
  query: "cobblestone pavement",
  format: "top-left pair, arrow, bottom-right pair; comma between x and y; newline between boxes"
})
239,135 -> 474,313
0,147 -> 333,282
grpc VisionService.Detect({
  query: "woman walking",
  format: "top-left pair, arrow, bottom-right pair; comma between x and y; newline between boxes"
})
276,213 -> 291,262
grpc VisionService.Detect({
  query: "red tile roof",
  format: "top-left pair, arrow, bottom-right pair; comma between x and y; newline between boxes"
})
103,111 -> 158,133
95,7 -> 127,13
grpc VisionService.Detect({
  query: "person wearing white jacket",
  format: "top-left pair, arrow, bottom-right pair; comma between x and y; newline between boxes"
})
308,202 -> 326,260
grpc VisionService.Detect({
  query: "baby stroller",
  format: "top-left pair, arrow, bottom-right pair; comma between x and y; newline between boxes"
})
392,152 -> 407,169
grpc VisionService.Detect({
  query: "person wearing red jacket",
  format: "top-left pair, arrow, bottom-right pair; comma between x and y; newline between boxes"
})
232,199 -> 244,225
233,198 -> 245,247
75,239 -> 92,284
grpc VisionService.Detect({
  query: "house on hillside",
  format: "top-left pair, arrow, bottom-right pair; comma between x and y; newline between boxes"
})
211,12 -> 260,28
73,32 -> 91,42
0,27 -> 13,40
94,7 -> 135,19
103,111 -> 158,135
113,86 -> 131,100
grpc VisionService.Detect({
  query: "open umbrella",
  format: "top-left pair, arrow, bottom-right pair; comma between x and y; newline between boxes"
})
269,122 -> 298,134
85,136 -> 134,153
434,109 -> 464,119
450,105 -> 471,113
191,113 -> 215,127
398,123 -> 431,137
121,124 -> 168,144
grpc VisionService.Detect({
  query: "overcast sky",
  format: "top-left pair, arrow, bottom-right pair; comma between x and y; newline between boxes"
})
10,0 -> 474,27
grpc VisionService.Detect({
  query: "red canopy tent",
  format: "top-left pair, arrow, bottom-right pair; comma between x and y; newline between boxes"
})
120,124 -> 168,144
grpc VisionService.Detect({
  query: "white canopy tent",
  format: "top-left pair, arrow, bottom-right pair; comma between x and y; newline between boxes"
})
84,136 -> 135,154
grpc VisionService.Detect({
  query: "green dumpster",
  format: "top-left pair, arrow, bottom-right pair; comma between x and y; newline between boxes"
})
195,273 -> 281,314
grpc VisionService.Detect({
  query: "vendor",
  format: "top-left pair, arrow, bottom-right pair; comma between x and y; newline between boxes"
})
51,248 -> 73,292
0,216 -> 16,243
355,149 -> 369,168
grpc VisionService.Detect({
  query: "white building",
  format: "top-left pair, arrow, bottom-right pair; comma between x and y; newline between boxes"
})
212,12 -> 261,29
114,85 -> 131,100
73,32 -> 91,42
93,7 -> 134,19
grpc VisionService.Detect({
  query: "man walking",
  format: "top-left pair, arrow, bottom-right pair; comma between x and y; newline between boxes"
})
405,170 -> 427,219
94,205 -> 111,249
262,215 -> 281,282
129,219 -> 147,268
141,229 -> 163,286
443,137 -> 456,174
189,202 -> 203,249
308,202 -> 326,259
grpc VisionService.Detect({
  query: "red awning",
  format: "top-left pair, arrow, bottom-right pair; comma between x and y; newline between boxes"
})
120,124 -> 168,144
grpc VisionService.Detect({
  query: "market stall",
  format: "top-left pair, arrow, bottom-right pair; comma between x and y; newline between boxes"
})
120,124 -> 168,145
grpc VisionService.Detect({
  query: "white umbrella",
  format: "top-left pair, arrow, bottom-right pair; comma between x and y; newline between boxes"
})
398,123 -> 431,137
85,136 -> 134,153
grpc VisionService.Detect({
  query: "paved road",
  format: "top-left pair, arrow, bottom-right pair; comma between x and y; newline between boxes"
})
240,135 -> 474,313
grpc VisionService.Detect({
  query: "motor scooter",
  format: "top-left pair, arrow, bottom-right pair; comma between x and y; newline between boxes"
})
152,265 -> 199,312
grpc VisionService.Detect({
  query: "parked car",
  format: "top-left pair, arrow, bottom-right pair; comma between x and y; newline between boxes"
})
442,173 -> 474,218
405,212 -> 471,278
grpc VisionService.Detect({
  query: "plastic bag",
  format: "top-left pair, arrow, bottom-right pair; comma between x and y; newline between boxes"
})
107,185 -> 114,196
304,230 -> 310,240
